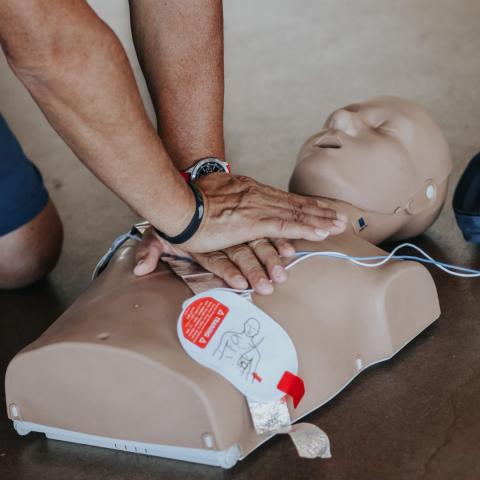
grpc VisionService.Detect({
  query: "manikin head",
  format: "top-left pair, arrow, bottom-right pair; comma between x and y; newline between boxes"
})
289,96 -> 452,243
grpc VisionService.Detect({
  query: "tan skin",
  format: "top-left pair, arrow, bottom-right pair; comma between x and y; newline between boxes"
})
0,0 -> 346,292
129,0 -> 346,293
0,200 -> 62,289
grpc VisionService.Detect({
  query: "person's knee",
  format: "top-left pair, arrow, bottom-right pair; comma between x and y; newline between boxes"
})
0,200 -> 63,289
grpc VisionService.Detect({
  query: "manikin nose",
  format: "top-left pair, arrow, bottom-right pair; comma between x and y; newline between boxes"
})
328,109 -> 363,136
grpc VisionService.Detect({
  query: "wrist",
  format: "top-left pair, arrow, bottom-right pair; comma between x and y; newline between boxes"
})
154,182 -> 205,244
158,176 -> 197,237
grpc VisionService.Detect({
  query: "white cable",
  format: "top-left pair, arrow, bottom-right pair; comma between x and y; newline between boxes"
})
290,242 -> 480,278
94,231 -> 480,285
215,242 -> 480,294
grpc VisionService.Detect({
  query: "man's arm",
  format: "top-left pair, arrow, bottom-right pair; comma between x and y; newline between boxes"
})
0,0 -> 345,257
130,0 -> 224,170
0,0 -> 195,237
129,0 -> 290,293
129,1 -> 346,293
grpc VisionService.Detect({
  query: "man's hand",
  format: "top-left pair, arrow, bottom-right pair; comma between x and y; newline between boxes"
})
175,173 -> 348,253
134,228 -> 295,294
134,209 -> 345,295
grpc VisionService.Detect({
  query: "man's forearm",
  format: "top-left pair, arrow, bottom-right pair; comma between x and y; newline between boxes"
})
130,0 -> 225,170
0,0 -> 194,236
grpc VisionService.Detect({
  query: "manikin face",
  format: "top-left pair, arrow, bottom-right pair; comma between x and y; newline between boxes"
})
244,318 -> 260,338
289,97 -> 452,215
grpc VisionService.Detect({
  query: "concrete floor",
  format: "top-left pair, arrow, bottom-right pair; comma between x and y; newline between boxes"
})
1,0 -> 480,478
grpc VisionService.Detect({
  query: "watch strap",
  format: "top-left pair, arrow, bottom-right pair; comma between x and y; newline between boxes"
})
180,170 -> 191,182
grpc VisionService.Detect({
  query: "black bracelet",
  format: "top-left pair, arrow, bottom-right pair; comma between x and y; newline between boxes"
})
154,183 -> 204,244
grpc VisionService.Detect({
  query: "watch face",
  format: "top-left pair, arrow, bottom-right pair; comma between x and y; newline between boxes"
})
192,159 -> 228,179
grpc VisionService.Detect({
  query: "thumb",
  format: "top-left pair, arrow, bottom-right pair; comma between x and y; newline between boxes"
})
134,246 -> 161,276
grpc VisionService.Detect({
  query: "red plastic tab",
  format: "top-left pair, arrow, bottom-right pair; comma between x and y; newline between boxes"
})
277,371 -> 305,408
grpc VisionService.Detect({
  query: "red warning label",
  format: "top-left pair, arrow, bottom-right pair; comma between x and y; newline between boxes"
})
181,297 -> 229,348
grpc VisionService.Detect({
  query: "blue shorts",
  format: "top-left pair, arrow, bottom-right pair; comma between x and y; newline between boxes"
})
0,114 -> 49,236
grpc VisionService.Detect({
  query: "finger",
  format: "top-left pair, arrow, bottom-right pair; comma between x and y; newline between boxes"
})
265,210 -> 347,236
260,194 -> 339,221
303,214 -> 347,234
289,206 -> 347,231
224,244 -> 274,295
249,239 -> 287,283
272,238 -> 296,257
262,219 -> 341,242
135,244 -> 150,264
259,196 -> 348,233
265,187 -> 339,218
287,195 -> 339,220
134,244 -> 161,276
238,178 -> 341,220
337,211 -> 349,225
194,251 -> 248,290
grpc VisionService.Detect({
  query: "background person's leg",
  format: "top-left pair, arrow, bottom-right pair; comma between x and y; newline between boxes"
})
0,115 -> 62,289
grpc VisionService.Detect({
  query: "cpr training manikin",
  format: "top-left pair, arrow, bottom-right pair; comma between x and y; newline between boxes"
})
4,96 -> 453,468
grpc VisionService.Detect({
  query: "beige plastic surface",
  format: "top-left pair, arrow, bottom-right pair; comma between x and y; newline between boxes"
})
289,96 -> 452,241
5,233 -> 440,457
5,96 -> 450,461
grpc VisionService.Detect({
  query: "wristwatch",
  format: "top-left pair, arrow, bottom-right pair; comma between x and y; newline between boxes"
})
181,157 -> 230,182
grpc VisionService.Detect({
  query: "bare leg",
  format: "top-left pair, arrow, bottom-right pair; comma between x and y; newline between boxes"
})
129,0 -> 225,169
0,200 -> 63,289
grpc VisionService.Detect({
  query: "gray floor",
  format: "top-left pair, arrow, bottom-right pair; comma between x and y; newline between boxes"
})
1,1 -> 480,479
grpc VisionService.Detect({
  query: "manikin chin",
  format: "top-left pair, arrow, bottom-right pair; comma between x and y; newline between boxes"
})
5,96 -> 452,468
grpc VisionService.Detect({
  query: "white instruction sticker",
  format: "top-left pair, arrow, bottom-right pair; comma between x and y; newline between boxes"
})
178,289 -> 299,403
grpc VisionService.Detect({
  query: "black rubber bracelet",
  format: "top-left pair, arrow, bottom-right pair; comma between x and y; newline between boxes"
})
154,183 -> 204,244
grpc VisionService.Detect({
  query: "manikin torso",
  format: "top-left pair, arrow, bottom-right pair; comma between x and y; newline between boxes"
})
5,97 -> 452,468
